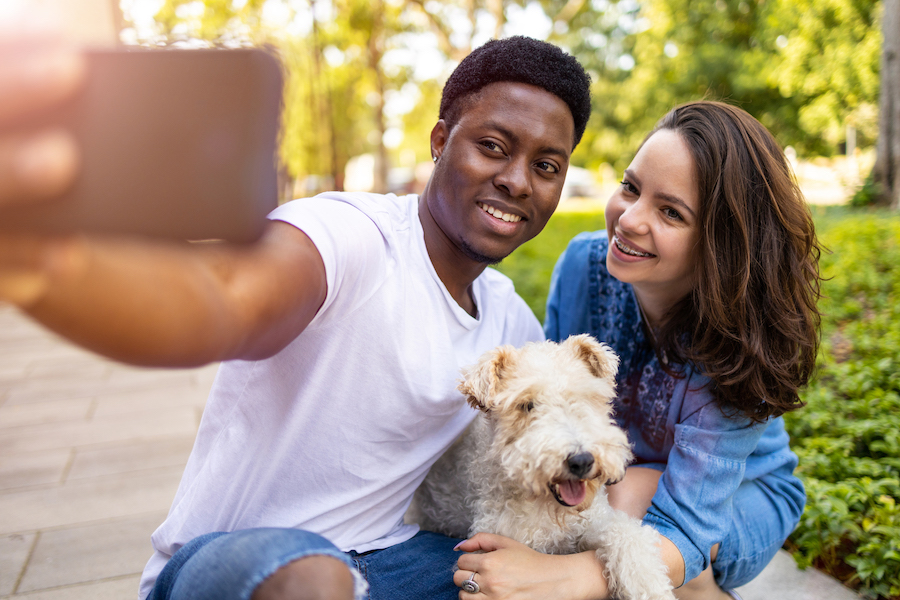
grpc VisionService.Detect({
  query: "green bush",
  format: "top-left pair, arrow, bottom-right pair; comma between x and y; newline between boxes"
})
496,205 -> 900,599
850,173 -> 883,208
786,209 -> 900,599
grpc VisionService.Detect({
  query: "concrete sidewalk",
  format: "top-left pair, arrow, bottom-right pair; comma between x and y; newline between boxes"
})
0,305 -> 862,599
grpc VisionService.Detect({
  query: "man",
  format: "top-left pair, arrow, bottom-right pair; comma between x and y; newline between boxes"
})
0,34 -> 592,600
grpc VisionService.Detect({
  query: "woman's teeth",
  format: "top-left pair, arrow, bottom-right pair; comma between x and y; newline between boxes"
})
478,202 -> 522,223
615,235 -> 654,257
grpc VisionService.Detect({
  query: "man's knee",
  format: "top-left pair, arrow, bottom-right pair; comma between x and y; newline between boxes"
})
252,555 -> 355,600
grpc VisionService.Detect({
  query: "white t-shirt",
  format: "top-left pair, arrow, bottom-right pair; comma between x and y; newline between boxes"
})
139,192 -> 544,598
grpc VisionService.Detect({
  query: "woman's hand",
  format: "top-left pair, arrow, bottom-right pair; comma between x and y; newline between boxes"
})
454,533 -> 609,600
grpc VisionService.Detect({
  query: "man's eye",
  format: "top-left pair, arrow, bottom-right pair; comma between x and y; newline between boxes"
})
536,161 -> 558,174
481,141 -> 502,152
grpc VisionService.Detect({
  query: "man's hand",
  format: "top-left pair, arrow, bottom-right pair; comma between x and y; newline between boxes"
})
0,27 -> 326,367
0,25 -> 86,307
0,37 -> 85,204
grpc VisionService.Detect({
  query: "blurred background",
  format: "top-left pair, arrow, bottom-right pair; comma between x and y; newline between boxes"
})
2,0 -> 890,207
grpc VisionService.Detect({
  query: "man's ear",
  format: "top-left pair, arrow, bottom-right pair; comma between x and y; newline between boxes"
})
458,345 -> 517,413
430,119 -> 449,162
564,334 -> 619,384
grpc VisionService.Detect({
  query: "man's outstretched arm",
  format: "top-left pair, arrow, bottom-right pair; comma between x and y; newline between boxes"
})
0,38 -> 327,367
4,222 -> 326,367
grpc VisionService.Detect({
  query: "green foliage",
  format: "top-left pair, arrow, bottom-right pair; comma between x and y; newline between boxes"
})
786,210 -> 900,599
147,0 -> 409,192
767,0 -> 882,149
852,173 -> 884,208
498,206 -> 900,599
573,0 -> 882,170
135,0 -> 883,184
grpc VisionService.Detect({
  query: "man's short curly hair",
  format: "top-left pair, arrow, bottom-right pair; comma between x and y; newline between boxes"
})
439,36 -> 592,149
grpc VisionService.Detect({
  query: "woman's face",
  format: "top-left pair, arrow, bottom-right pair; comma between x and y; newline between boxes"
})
605,129 -> 701,309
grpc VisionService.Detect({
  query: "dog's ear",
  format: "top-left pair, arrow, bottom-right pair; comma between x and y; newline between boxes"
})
458,344 -> 518,413
564,334 -> 619,384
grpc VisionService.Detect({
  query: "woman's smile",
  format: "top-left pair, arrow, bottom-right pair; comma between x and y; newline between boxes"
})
605,129 -> 700,314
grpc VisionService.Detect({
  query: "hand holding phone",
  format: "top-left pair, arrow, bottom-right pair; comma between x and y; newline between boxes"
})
0,42 -> 85,205
0,47 -> 283,242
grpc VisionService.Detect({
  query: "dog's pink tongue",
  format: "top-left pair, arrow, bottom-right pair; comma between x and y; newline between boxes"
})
560,480 -> 586,506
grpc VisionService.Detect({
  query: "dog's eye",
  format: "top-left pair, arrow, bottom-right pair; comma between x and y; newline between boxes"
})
522,401 -> 535,412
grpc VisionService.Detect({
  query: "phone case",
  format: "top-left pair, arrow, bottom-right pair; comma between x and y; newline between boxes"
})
0,47 -> 283,242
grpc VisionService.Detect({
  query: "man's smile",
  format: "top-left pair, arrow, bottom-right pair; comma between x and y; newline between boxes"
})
476,201 -> 523,223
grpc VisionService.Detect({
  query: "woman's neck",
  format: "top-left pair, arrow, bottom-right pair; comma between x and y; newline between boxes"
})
633,287 -> 678,365
632,288 -> 673,330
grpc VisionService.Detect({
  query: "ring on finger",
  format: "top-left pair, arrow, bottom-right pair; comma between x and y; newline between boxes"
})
462,571 -> 480,594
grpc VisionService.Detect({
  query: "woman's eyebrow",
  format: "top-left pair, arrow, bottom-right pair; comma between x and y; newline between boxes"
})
623,168 -> 697,220
657,191 -> 697,219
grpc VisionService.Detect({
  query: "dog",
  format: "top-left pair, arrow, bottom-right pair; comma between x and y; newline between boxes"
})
409,334 -> 675,600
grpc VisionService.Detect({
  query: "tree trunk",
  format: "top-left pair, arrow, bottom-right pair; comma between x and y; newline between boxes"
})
873,0 -> 900,209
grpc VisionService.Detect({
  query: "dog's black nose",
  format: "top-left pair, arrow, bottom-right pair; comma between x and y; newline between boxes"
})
566,452 -> 594,478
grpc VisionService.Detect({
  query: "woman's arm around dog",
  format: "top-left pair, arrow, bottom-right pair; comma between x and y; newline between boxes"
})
455,534 -> 610,600
455,531 -> 686,600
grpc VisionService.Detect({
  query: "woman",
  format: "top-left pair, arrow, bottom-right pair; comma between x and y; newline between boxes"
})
454,101 -> 821,599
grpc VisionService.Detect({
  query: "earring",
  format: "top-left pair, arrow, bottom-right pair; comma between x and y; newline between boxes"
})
432,156 -> 437,163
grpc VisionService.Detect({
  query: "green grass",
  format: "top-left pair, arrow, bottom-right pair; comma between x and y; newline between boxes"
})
495,204 -> 900,600
494,207 -> 606,322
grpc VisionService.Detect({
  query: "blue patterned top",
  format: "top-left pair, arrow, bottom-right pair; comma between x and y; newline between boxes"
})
544,231 -> 805,583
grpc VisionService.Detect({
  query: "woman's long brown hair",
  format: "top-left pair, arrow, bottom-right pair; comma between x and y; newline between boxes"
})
652,101 -> 822,421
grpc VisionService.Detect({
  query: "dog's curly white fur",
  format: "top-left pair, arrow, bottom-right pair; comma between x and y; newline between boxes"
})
409,334 -> 675,600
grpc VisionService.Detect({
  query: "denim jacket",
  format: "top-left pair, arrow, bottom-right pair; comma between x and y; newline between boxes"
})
545,231 -> 805,583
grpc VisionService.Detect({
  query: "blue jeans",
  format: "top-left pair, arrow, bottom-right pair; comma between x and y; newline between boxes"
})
146,529 -> 463,600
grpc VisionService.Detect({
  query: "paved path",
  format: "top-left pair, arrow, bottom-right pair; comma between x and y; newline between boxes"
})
0,306 -> 214,599
0,305 -> 861,599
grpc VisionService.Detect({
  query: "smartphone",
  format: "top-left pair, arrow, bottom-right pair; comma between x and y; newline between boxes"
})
0,47 -> 283,242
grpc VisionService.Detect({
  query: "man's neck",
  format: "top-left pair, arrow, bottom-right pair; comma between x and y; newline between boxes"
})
417,197 -> 486,318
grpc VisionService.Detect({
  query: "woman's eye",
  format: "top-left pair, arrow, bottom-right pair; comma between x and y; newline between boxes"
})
620,179 -> 638,195
662,207 -> 683,221
536,161 -> 558,174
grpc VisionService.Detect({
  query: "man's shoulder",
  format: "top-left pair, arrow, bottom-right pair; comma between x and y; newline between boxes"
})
271,192 -> 418,255
479,268 -> 541,332
478,267 -> 519,301
290,191 -> 415,226
311,190 -> 413,207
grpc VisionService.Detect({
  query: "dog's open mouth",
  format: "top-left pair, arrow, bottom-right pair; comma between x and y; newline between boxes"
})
550,480 -> 587,507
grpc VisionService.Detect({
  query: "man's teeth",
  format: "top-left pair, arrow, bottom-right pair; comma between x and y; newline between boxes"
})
615,236 -> 653,257
478,202 -> 522,223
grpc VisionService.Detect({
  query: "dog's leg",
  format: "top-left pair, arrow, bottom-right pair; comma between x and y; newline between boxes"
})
579,500 -> 676,600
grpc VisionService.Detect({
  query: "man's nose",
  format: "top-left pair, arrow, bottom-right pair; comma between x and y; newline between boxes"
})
494,156 -> 532,199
